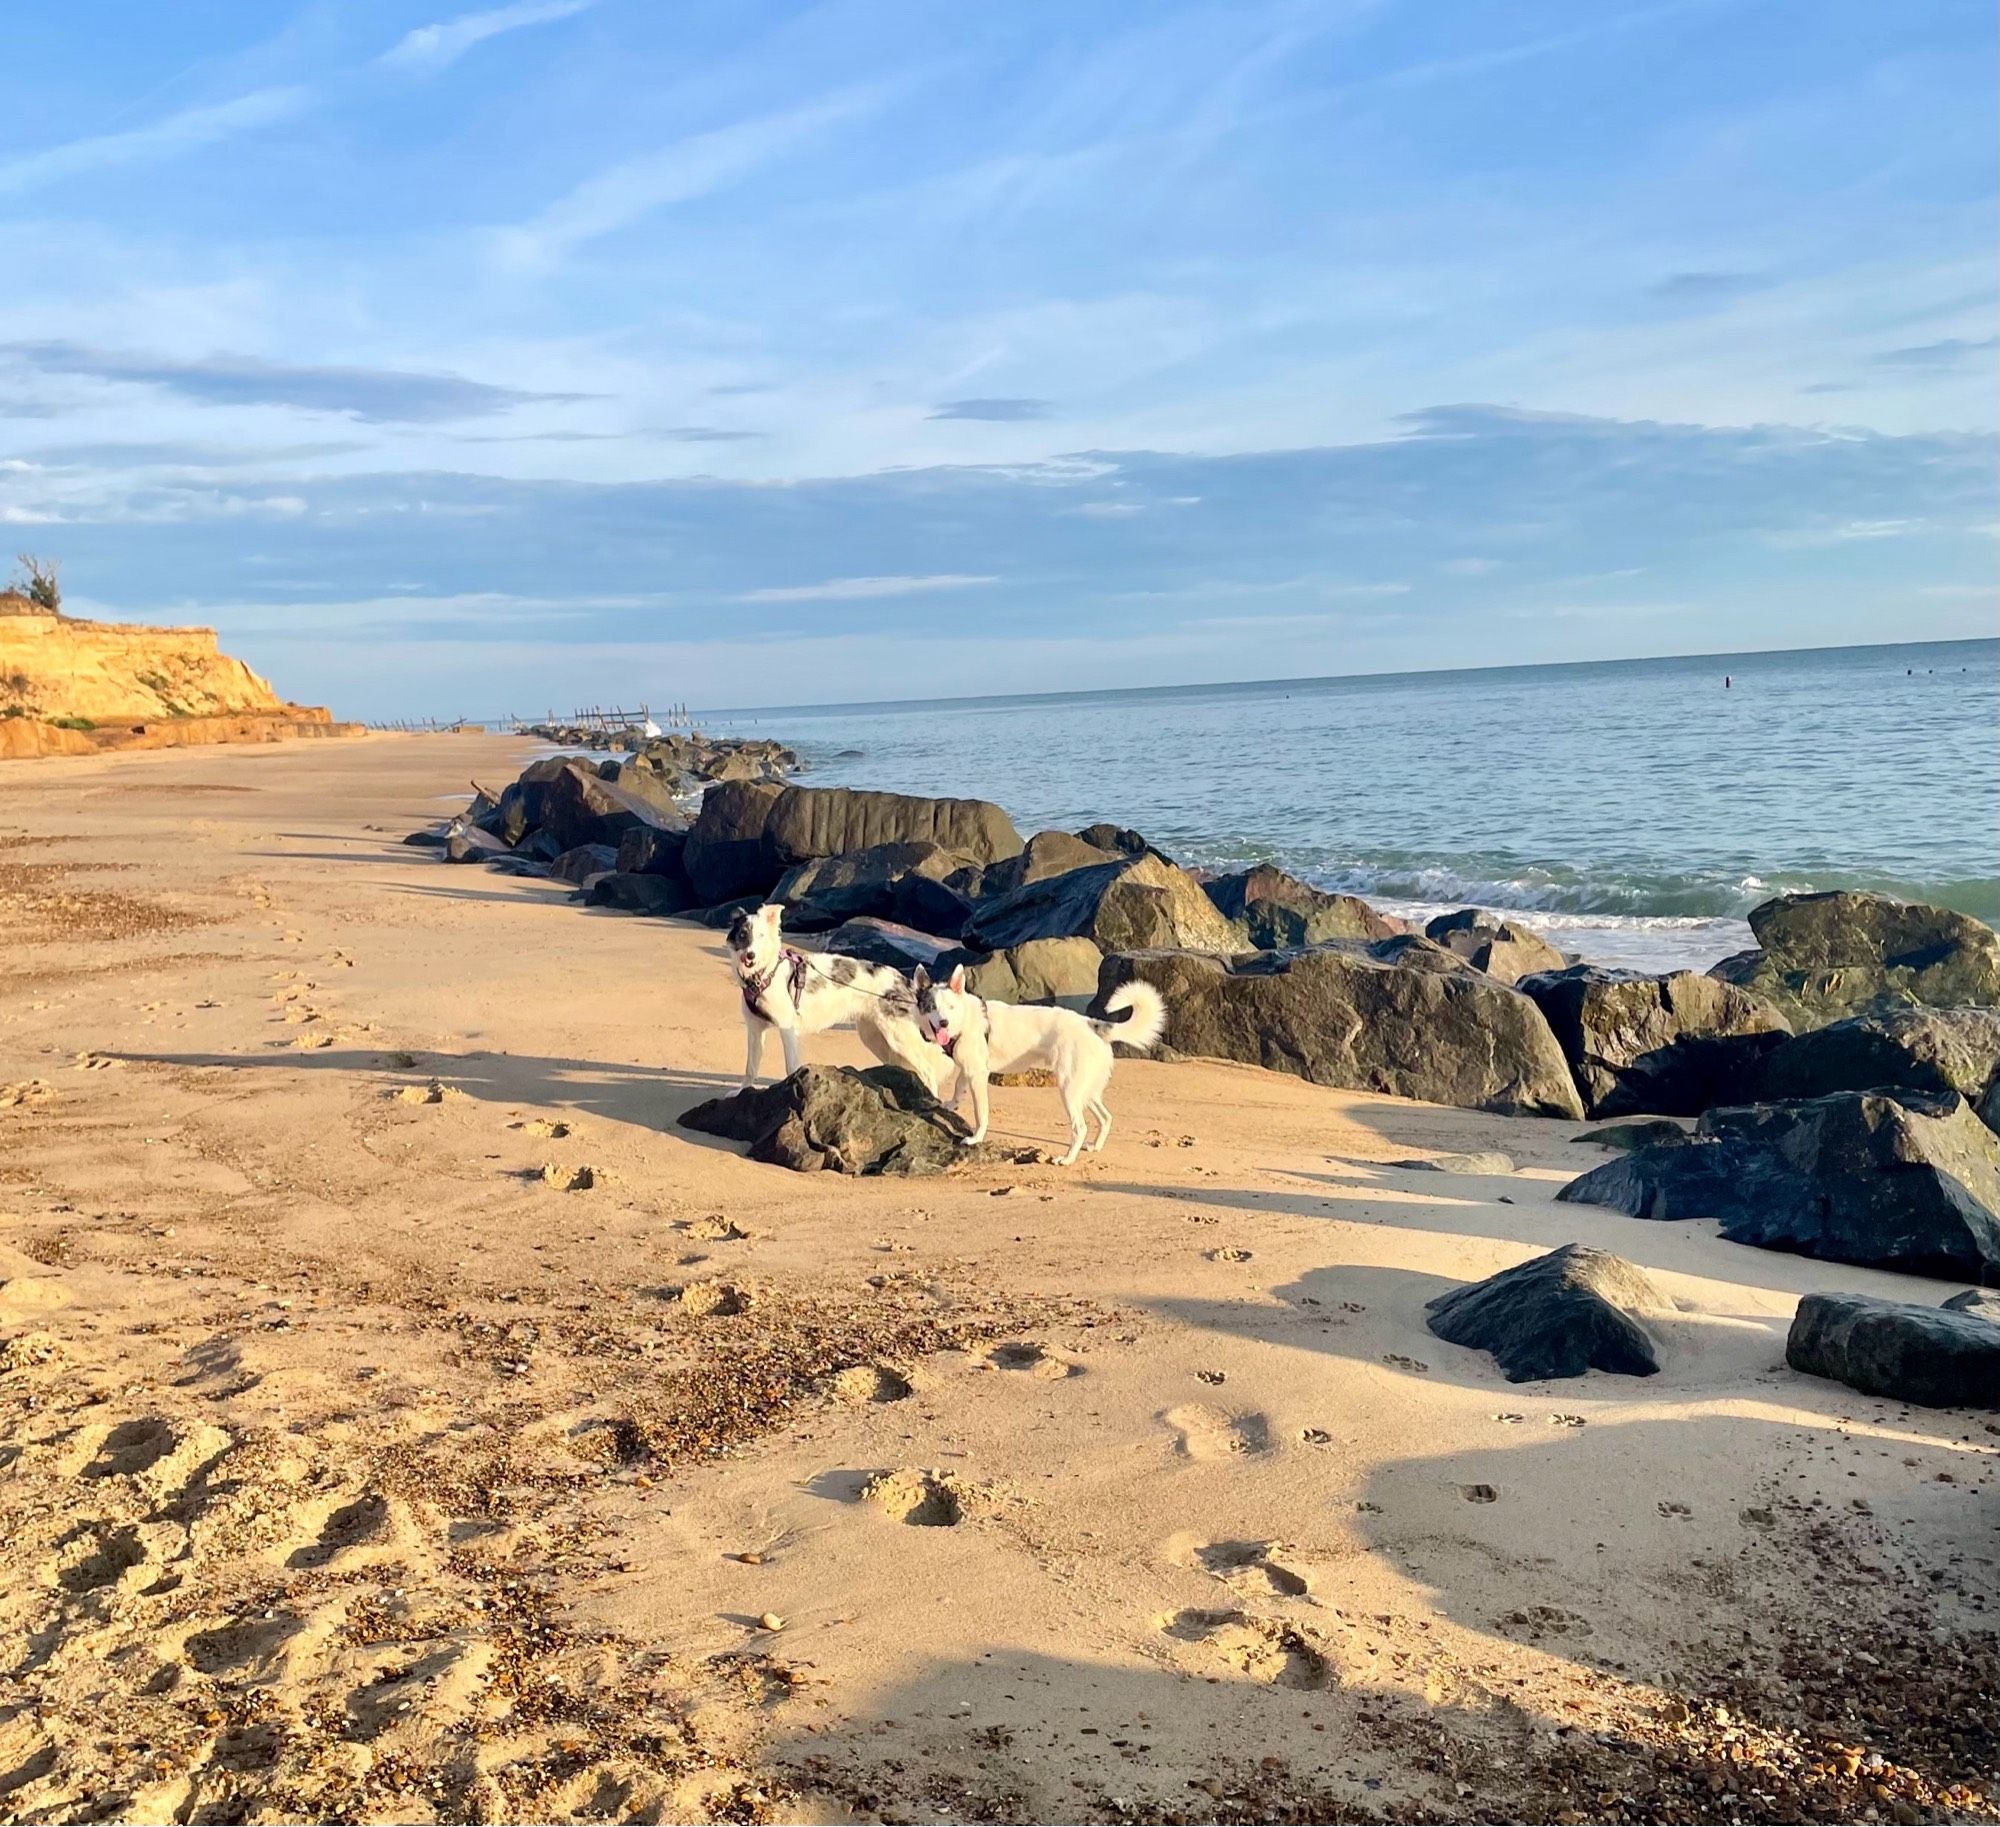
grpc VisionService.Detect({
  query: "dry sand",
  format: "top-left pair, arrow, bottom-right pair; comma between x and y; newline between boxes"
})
0,733 -> 1995,1826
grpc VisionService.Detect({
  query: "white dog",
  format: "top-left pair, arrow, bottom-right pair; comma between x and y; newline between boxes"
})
727,904 -> 958,1101
912,964 -> 1166,1165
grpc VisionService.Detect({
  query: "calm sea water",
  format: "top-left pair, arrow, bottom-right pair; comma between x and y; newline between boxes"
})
707,639 -> 1999,973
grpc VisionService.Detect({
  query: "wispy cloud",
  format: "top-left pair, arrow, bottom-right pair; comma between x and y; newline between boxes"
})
930,398 -> 1055,422
380,0 -> 594,74
493,87 -> 889,269
1868,336 -> 2000,371
0,86 -> 308,197
1649,270 -> 1769,302
1,341 -> 587,422
737,574 -> 998,604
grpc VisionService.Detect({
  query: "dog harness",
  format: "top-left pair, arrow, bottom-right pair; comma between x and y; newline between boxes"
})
742,947 -> 809,1019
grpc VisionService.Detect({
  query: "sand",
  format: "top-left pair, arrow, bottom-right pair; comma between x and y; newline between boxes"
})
0,733 -> 1994,1826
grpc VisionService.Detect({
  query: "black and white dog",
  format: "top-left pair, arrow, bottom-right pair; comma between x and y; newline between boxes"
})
912,963 -> 1166,1165
727,904 -> 959,1101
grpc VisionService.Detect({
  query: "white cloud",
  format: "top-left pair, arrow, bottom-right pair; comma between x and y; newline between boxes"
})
0,87 -> 309,198
736,574 -> 998,604
380,0 -> 595,75
491,86 -> 889,270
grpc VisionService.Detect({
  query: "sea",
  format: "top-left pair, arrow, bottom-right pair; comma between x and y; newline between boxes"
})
703,638 -> 1999,974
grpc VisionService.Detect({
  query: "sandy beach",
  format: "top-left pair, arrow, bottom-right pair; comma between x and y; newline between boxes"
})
2,732 -> 1995,1826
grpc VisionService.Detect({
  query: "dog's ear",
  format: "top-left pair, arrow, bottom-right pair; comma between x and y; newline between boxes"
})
948,964 -> 966,994
912,965 -> 929,990
758,903 -> 781,928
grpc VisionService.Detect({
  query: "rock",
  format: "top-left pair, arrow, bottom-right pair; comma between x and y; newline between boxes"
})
1711,890 -> 2000,1028
445,823 -> 509,865
1426,1243 -> 1666,1381
761,785 -> 1022,874
515,828 -> 564,864
1786,1292 -> 2000,1409
1075,823 -> 1157,858
815,919 -> 958,972
1010,829 -> 1125,887
1518,965 -> 1792,1117
497,755 -> 584,846
1362,933 -> 1478,974
678,1065 -> 971,1174
402,826 -> 447,849
890,869 -> 979,941
1425,910 -> 1567,985
1391,1152 -> 1516,1175
941,935 -> 1106,1005
1757,1006 -> 2000,1130
1943,1287 -> 2000,1324
1094,944 -> 1584,1118
540,761 -> 683,853
683,781 -> 784,905
1206,866 -> 1403,948
550,843 -> 618,885
1558,1089 -> 2000,1279
616,822 -> 690,878
965,854 -> 1246,955
1585,1118 -> 1692,1151
586,872 -> 700,916
771,841 -> 974,930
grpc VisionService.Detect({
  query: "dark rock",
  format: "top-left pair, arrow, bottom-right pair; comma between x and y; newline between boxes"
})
515,828 -> 564,864
1712,890 -> 2000,1028
761,785 -> 1022,873
539,761 -> 684,854
1786,1292 -> 2000,1408
1366,933 -> 1481,974
678,1065 -> 971,1175
1392,1152 -> 1516,1175
683,781 -> 784,905
485,856 -> 550,879
771,841 -> 974,930
550,843 -> 618,885
586,871 -> 701,916
1558,1089 -> 2000,1279
402,827 -> 448,849
497,755 -> 580,846
815,919 -> 957,972
617,822 -> 690,878
890,869 -> 978,941
1206,865 -> 1404,948
1425,910 -> 1567,984
1943,1287 -> 2000,1324
965,854 -> 1245,955
1585,1119 -> 1692,1151
1093,945 -> 1585,1118
1426,1243 -> 1666,1382
694,897 -> 762,929
1757,1006 -> 2000,1131
445,824 -> 509,865
1075,823 -> 1156,858
1518,965 -> 1792,1117
1011,829 -> 1125,887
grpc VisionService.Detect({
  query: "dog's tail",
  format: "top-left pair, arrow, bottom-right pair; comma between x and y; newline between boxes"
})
1091,980 -> 1167,1053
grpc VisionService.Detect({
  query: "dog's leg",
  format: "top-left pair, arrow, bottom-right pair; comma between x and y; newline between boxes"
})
778,1023 -> 804,1079
961,1064 -> 990,1147
1089,1096 -> 1113,1151
1054,1078 -> 1089,1166
742,1013 -> 767,1088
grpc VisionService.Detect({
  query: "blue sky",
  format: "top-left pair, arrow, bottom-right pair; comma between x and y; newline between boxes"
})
2,0 -> 1994,715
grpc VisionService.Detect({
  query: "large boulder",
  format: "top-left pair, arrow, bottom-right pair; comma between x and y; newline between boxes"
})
678,1065 -> 970,1175
495,755 -> 575,846
616,822 -> 690,879
1010,829 -> 1125,888
942,935 -> 1105,1005
550,842 -> 618,885
586,871 -> 701,916
1425,1244 -> 1666,1382
1786,1293 -> 2000,1409
1558,1089 -> 2000,1279
965,854 -> 1246,956
1425,910 -> 1567,985
1205,866 -> 1403,948
770,841 -> 975,931
1711,891 -> 2000,1029
445,822 -> 508,865
540,761 -> 685,853
1757,1006 -> 2000,1131
761,785 -> 1022,874
1093,945 -> 1584,1118
1943,1287 -> 2000,1325
816,919 -> 958,973
1518,965 -> 1792,1117
683,781 -> 784,905
1075,823 -> 1157,859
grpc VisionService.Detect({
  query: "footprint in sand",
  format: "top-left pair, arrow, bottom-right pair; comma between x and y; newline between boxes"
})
1163,1404 -> 1272,1461
512,1117 -> 576,1140
1157,1608 -> 1329,1688
975,1341 -> 1081,1379
1,1079 -> 55,1108
70,1052 -> 123,1072
541,1162 -> 599,1191
52,1520 -> 156,1596
682,1214 -> 742,1241
861,1468 -> 964,1527
283,1491 -> 412,1571
827,1364 -> 913,1404
1190,1539 -> 1310,1598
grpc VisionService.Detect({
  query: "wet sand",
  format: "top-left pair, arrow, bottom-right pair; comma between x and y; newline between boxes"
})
0,734 -> 1994,1825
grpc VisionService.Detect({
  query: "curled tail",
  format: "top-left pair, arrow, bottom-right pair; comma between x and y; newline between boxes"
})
1092,980 -> 1166,1053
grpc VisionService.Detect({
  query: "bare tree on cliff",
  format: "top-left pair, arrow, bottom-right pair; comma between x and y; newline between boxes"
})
11,554 -> 61,614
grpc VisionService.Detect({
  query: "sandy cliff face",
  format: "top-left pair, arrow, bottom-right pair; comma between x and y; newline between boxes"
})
0,610 -> 294,723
